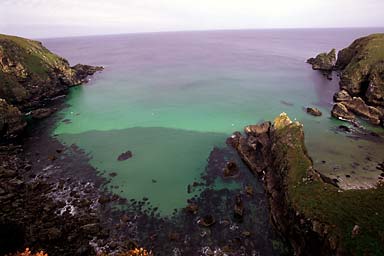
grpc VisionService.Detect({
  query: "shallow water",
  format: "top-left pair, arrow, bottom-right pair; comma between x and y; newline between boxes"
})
44,28 -> 384,214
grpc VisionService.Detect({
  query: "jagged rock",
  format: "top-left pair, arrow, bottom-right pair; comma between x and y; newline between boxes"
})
343,97 -> 383,125
307,49 -> 336,71
273,112 -> 293,129
223,160 -> 239,177
244,121 -> 270,135
333,90 -> 352,102
31,108 -> 56,119
331,103 -> 355,121
244,185 -> 253,196
72,64 -> 103,84
80,223 -> 100,234
306,107 -> 322,116
0,99 -> 26,138
234,194 -> 244,220
336,34 -> 384,107
186,203 -> 198,214
198,215 -> 216,227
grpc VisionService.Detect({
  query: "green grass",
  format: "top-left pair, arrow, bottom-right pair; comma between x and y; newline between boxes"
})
274,121 -> 384,255
342,33 -> 384,89
0,34 -> 69,77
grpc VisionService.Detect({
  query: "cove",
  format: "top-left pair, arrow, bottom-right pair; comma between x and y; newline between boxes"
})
49,29 -> 384,215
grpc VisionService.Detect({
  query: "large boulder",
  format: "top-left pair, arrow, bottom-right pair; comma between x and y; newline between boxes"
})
333,90 -> 352,102
331,103 -> 355,121
306,107 -> 322,117
307,49 -> 336,71
0,99 -> 26,138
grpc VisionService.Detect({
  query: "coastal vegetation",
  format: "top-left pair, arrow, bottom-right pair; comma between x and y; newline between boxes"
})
232,112 -> 384,255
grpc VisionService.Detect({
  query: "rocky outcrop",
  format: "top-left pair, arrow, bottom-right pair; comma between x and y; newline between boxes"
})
342,97 -> 383,125
0,35 -> 105,254
306,107 -> 322,116
230,113 -> 384,255
331,102 -> 356,121
331,97 -> 383,125
0,34 -> 103,138
229,113 -> 336,255
336,34 -> 384,104
308,34 -> 384,126
333,90 -> 352,102
307,49 -> 336,71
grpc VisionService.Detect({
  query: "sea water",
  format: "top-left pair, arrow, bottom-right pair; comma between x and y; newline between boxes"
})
43,28 -> 384,214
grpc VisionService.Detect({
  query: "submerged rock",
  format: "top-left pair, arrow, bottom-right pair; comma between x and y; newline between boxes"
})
223,160 -> 239,177
117,151 -> 133,161
234,194 -> 244,220
198,215 -> 216,227
306,107 -> 322,117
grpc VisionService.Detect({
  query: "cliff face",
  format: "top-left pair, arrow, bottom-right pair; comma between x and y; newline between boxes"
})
230,113 -> 384,256
334,34 -> 384,125
0,34 -> 103,138
336,34 -> 384,105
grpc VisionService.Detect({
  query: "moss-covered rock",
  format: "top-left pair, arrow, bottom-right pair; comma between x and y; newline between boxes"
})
307,49 -> 336,71
0,34 -> 103,139
231,114 -> 384,255
0,99 -> 26,138
336,34 -> 384,107
0,34 -> 103,110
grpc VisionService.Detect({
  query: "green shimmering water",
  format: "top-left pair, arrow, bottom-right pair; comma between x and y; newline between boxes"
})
47,29 -> 384,214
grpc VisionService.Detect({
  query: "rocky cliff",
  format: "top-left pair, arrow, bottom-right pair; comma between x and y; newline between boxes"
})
0,34 -> 103,139
0,35 -> 104,254
308,34 -> 384,126
229,113 -> 384,255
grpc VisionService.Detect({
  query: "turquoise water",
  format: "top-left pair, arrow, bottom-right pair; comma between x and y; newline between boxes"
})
46,29 -> 384,214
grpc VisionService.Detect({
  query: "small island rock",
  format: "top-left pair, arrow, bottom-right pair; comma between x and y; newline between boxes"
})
307,49 -> 336,71
117,151 -> 133,161
306,107 -> 322,116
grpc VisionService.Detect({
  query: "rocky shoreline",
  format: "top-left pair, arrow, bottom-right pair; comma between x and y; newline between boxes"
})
228,113 -> 338,255
2,32 -> 384,256
229,113 -> 384,255
1,34 -> 287,256
307,34 -> 384,127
